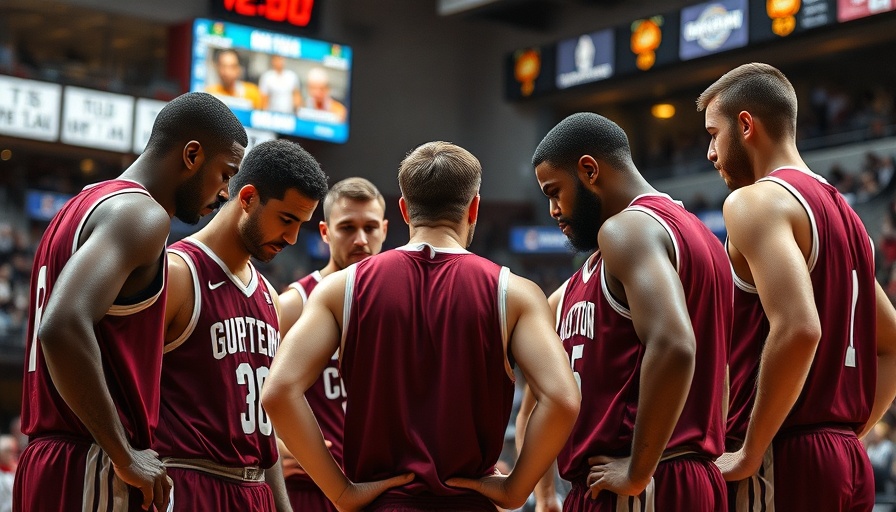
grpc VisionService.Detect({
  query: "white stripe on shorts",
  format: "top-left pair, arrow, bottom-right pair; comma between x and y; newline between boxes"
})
734,446 -> 775,512
615,477 -> 655,512
82,444 -> 129,512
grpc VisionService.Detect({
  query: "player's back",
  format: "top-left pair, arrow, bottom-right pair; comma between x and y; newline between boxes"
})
748,167 -> 875,431
340,243 -> 514,510
153,238 -> 280,468
22,179 -> 166,448
557,193 -> 730,482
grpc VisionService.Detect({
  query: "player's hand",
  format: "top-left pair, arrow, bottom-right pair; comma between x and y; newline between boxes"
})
586,455 -> 649,499
446,467 -> 529,510
334,473 -> 415,512
112,448 -> 171,510
715,449 -> 760,482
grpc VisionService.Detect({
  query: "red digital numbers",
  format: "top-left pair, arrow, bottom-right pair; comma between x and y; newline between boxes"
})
222,0 -> 314,27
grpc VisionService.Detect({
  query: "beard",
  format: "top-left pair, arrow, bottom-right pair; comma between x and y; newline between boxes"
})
563,181 -> 603,253
466,222 -> 476,249
173,166 -> 224,225
242,208 -> 284,263
719,131 -> 754,191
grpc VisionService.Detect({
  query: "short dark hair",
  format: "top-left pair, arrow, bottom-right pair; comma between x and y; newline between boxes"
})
696,62 -> 797,139
323,177 -> 385,222
144,92 -> 248,156
230,139 -> 329,203
398,141 -> 481,225
532,112 -> 633,171
214,48 -> 240,64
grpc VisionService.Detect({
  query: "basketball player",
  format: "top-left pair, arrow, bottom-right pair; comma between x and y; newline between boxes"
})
523,112 -> 731,511
276,177 -> 388,512
697,62 -> 896,511
262,141 -> 580,511
153,139 -> 328,511
14,92 -> 248,512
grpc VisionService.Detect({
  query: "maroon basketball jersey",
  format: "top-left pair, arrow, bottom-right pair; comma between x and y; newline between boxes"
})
284,270 -> 346,485
727,168 -> 876,435
340,244 -> 515,507
557,194 -> 731,483
21,180 -> 166,449
153,238 -> 280,468
725,276 -> 768,447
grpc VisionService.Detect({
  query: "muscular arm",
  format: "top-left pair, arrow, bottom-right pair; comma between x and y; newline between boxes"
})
38,195 -> 172,508
720,184 -> 821,479
515,282 -> 566,511
277,287 -> 304,336
262,271 -> 410,511
859,281 -> 896,438
590,211 -> 696,493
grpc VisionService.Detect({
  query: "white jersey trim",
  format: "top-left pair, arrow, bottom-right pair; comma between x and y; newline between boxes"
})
183,237 -> 259,297
625,205 -> 681,273
726,237 -> 758,294
554,278 -> 570,331
163,249 -> 201,354
289,270 -> 322,303
600,262 -> 633,321
341,264 -> 357,350
759,176 -> 819,273
396,242 -> 471,258
580,251 -> 600,284
69,186 -> 164,317
497,266 -> 515,382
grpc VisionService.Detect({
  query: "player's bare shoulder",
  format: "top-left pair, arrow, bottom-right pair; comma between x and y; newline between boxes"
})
598,209 -> 672,267
86,192 -> 171,263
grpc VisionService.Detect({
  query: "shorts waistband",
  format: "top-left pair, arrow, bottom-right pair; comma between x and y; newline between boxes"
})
775,423 -> 857,440
162,457 -> 265,483
570,447 -> 707,487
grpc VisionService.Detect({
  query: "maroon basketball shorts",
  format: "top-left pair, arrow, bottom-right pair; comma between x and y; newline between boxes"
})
727,426 -> 873,512
285,479 -> 337,512
167,467 -> 275,511
13,435 -> 145,512
563,456 -> 726,511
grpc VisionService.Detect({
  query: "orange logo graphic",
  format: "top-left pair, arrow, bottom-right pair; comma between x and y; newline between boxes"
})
514,48 -> 541,97
631,17 -> 663,71
767,0 -> 800,37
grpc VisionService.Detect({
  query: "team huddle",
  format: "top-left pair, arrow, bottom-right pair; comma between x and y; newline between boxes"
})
10,62 -> 896,512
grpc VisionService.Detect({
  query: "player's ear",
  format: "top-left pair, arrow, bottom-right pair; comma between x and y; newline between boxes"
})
381,219 -> 389,237
398,197 -> 410,225
467,194 -> 480,225
577,155 -> 599,187
182,141 -> 205,174
238,184 -> 258,210
319,221 -> 330,243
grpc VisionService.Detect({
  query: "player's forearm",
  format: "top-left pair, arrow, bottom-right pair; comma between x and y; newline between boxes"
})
860,352 -> 896,438
265,457 -> 293,512
508,393 -> 579,505
40,322 -> 133,465
266,395 -> 349,504
742,326 -> 818,458
628,338 -> 694,486
514,384 -> 536,455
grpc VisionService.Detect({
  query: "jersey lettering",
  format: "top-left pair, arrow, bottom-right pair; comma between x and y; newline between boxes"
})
27,265 -> 48,373
559,300 -> 595,341
211,316 -> 280,360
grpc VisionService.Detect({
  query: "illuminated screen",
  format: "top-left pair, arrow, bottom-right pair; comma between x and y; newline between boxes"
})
190,18 -> 352,143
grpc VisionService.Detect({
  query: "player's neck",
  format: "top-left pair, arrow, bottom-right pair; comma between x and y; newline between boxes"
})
319,260 -> 341,277
118,153 -> 175,216
754,146 -> 808,180
193,215 -> 253,283
407,225 -> 466,250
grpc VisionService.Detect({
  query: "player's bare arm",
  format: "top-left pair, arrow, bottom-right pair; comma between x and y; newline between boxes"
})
277,287 -> 304,335
514,282 -> 565,512
448,274 -> 580,510
262,270 -> 413,512
163,251 -> 195,347
716,182 -> 821,481
584,210 -> 696,498
38,193 -> 172,511
859,281 -> 896,438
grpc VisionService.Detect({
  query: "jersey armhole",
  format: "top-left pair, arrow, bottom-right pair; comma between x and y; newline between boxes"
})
339,264 -> 357,368
498,267 -> 515,382
289,282 -> 309,303
164,249 -> 201,354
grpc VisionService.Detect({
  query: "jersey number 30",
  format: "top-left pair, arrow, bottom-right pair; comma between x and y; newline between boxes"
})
236,363 -> 272,435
